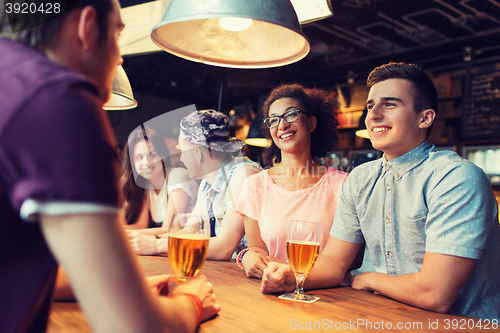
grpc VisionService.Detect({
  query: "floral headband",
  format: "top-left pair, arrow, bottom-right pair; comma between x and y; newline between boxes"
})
180,110 -> 245,153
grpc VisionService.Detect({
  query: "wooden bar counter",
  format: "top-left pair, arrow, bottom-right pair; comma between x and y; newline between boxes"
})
48,256 -> 496,332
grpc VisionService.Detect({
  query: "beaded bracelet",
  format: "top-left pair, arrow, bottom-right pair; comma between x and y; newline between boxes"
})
171,293 -> 203,326
236,248 -> 258,269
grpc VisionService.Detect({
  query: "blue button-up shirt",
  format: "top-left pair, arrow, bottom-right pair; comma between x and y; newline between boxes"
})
332,141 -> 500,319
196,155 -> 261,233
193,154 -> 261,257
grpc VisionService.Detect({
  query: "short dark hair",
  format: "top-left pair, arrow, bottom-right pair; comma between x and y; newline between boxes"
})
0,0 -> 114,50
367,62 -> 438,137
262,83 -> 340,165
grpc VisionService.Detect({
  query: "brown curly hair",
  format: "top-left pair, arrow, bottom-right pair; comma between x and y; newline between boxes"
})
262,83 -> 340,165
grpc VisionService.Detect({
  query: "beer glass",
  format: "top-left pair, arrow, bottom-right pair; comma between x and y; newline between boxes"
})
168,213 -> 210,281
280,220 -> 320,302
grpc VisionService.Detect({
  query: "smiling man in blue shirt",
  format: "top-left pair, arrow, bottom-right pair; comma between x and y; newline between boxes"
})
262,62 -> 500,319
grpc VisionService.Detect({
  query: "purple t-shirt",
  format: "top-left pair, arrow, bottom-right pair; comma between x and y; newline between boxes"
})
0,38 -> 120,332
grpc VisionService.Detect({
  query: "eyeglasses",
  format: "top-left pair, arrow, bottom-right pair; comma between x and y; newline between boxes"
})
263,109 -> 311,128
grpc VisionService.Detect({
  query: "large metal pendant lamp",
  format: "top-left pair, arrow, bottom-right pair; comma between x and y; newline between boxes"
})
151,0 -> 310,68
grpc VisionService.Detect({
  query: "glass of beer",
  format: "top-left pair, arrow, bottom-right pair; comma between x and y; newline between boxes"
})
168,213 -> 210,281
280,220 -> 320,302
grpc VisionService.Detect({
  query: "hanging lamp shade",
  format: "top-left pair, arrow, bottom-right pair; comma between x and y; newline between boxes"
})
151,0 -> 310,68
118,0 -> 330,56
119,0 -> 170,56
355,108 -> 370,139
103,65 -> 138,111
245,111 -> 270,147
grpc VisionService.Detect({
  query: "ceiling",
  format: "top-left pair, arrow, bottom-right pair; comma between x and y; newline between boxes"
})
120,0 -> 500,112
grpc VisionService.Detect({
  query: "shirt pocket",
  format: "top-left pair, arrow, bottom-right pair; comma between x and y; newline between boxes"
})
399,215 -> 426,266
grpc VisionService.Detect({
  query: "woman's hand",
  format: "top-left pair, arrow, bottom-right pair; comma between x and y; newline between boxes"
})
168,274 -> 221,321
241,251 -> 270,279
126,230 -> 156,255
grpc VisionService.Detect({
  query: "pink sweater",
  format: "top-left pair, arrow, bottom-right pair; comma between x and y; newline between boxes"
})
236,167 -> 348,260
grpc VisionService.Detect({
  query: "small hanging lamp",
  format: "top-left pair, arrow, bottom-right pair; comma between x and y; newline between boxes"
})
245,111 -> 269,147
151,0 -> 310,68
103,65 -> 138,111
355,108 -> 370,139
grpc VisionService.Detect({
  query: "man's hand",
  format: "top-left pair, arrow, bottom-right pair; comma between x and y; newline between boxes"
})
349,272 -> 372,291
126,230 -> 156,255
168,274 -> 221,321
261,262 -> 296,294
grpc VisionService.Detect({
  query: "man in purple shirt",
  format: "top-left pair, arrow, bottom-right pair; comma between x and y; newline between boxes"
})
0,1 -> 219,332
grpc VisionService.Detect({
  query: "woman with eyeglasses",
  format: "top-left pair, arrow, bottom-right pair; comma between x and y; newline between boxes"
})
235,83 -> 348,279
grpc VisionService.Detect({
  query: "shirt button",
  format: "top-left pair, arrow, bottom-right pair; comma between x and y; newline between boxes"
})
395,174 -> 399,178
386,217 -> 390,223
387,251 -> 393,258
387,186 -> 391,191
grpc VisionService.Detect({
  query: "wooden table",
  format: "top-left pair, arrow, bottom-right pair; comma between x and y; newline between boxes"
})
48,256 -> 497,332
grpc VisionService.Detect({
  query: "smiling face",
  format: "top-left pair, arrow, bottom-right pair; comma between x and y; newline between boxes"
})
268,97 -> 315,157
133,140 -> 164,181
365,78 -> 432,161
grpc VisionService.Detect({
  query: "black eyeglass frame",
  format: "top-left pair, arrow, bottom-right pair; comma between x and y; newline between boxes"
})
263,109 -> 312,129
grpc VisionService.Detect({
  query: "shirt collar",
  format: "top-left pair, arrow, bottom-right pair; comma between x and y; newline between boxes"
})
382,141 -> 432,180
202,155 -> 234,194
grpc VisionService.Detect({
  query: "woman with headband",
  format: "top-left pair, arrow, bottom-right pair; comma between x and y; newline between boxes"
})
129,110 -> 261,259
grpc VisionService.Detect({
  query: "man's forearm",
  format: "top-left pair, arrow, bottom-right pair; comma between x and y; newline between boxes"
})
361,272 -> 449,312
207,236 -> 238,260
40,214 -> 186,332
304,238 -> 363,290
353,272 -> 458,313
304,253 -> 346,290
352,252 -> 476,313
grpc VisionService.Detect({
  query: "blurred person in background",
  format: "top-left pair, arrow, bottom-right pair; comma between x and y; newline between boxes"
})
129,110 -> 262,260
123,127 -> 197,230
122,127 -> 198,254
